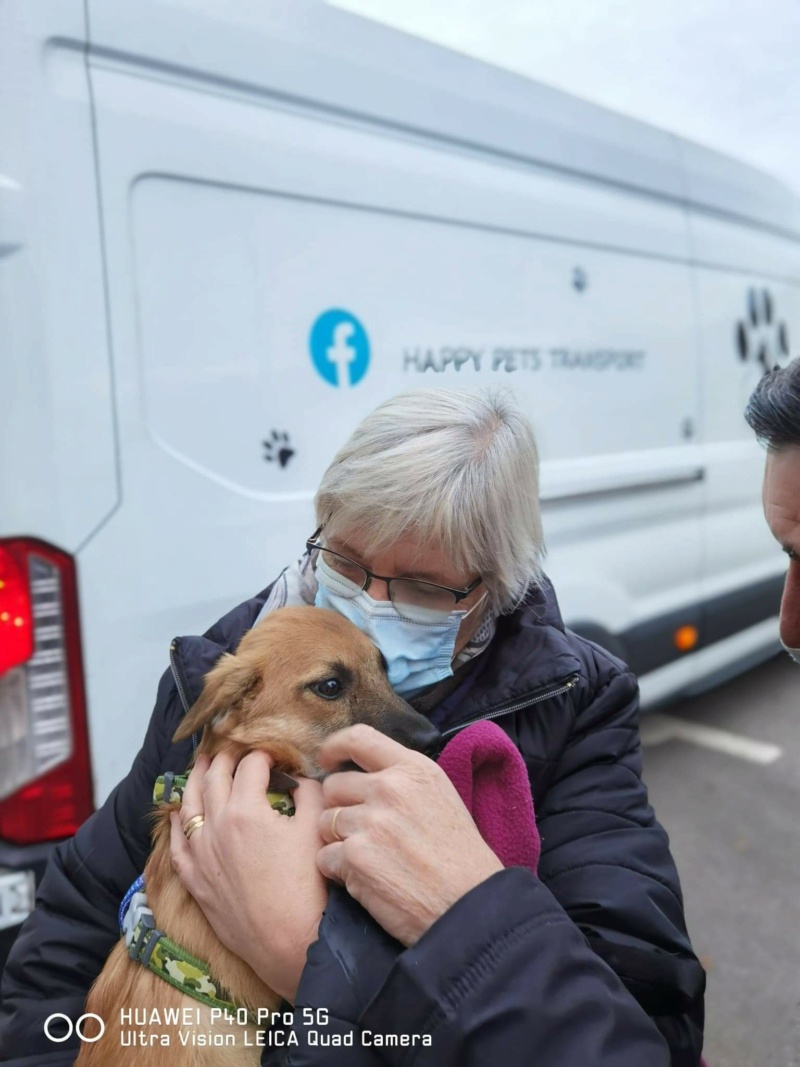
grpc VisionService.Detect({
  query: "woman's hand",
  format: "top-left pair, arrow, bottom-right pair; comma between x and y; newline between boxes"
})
316,725 -> 504,947
169,751 -> 328,1004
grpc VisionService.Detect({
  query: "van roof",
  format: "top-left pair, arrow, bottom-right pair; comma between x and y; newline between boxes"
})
294,4 -> 800,241
89,0 -> 800,240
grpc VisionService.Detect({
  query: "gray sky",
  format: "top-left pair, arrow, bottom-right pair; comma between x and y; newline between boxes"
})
332,0 -> 800,195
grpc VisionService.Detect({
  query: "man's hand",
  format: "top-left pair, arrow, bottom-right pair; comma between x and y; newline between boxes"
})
317,725 -> 503,947
169,751 -> 328,1003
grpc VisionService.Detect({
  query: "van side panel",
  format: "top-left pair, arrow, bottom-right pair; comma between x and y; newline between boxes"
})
85,0 -> 687,204
638,212 -> 799,705
0,1 -> 118,551
692,214 -> 799,634
679,139 -> 800,244
80,2 -> 707,797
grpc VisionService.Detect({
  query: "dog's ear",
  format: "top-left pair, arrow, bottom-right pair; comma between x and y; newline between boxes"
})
172,653 -> 262,742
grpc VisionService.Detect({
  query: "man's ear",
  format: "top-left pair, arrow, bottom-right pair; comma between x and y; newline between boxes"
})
172,653 -> 262,742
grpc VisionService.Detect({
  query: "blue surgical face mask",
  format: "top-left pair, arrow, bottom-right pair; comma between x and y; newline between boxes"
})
313,555 -> 487,696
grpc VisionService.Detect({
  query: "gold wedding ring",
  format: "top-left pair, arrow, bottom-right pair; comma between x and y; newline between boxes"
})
183,814 -> 205,841
330,807 -> 345,843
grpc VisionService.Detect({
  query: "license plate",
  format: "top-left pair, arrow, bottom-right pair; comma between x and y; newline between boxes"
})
0,870 -> 35,931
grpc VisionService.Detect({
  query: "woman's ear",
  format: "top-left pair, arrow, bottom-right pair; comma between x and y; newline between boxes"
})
172,653 -> 262,742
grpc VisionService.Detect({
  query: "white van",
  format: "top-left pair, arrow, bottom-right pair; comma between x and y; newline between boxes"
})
2,0 -> 799,944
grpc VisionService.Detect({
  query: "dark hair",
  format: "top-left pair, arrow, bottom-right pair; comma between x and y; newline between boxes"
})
744,358 -> 800,450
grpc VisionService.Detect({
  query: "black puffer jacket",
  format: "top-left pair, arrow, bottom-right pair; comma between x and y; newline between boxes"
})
0,577 -> 705,1066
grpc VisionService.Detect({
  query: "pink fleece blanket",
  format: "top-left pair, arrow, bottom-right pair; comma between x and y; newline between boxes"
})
436,719 -> 540,874
436,721 -> 708,1067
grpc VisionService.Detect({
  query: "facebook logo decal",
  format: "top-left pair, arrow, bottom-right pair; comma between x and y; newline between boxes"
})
309,309 -> 370,388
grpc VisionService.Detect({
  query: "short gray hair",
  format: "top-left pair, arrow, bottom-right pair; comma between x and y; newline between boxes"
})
744,357 -> 800,451
314,388 -> 545,613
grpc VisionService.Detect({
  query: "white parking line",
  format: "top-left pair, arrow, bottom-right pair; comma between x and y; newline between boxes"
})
640,714 -> 783,765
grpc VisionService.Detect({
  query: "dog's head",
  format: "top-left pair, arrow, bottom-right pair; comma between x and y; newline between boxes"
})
172,606 -> 442,776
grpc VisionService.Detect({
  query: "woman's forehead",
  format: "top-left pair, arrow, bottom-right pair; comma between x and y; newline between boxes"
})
327,527 -> 469,585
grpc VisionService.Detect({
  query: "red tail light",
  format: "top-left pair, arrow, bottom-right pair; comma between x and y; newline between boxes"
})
0,542 -> 34,674
0,539 -> 94,844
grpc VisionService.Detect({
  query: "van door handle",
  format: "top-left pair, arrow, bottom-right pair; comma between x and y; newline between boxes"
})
541,465 -> 705,504
0,173 -> 24,259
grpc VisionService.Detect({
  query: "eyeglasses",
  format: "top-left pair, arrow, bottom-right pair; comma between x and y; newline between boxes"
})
306,526 -> 483,622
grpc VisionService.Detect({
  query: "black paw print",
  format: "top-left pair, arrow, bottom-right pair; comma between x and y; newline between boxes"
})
263,431 -> 295,469
572,266 -> 588,292
736,287 -> 790,373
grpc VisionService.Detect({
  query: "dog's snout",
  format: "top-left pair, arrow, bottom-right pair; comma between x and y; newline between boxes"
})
382,713 -> 442,759
413,719 -> 443,757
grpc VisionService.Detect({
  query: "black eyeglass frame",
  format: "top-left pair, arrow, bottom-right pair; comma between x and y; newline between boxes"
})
306,526 -> 483,605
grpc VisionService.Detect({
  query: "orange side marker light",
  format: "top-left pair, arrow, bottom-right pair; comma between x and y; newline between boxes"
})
674,625 -> 698,652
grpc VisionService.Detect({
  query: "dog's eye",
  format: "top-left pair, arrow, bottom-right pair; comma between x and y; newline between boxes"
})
311,678 -> 343,700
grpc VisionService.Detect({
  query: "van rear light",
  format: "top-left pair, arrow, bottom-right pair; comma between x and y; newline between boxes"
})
0,544 -> 34,674
0,539 -> 93,844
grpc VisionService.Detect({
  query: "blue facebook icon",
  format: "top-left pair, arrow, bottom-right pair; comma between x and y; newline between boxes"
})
309,309 -> 370,388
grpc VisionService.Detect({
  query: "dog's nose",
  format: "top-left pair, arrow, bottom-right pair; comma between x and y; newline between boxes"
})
417,719 -> 444,758
387,717 -> 443,759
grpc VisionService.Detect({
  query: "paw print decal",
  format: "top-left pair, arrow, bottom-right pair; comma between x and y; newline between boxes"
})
263,431 -> 295,469
736,287 -> 790,373
572,266 -> 588,292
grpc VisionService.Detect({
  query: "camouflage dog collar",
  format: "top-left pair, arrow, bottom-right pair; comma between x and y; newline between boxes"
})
115,772 -> 298,1020
120,877 -> 249,1018
153,772 -> 297,816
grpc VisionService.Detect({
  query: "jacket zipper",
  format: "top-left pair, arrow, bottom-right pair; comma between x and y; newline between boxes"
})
440,672 -> 580,738
169,638 -> 192,716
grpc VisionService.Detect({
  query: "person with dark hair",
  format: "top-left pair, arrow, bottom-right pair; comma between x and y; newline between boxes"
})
745,357 -> 800,661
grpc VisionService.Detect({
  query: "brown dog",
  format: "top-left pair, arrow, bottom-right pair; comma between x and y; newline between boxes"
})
76,606 -> 440,1066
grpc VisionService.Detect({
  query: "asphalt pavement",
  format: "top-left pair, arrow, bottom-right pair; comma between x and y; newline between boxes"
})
641,653 -> 800,1067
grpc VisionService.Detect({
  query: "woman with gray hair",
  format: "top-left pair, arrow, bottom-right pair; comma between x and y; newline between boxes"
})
169,388 -> 705,1065
0,389 -> 705,1067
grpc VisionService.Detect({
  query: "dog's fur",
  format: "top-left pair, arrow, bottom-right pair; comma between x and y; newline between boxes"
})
76,606 -> 439,1066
